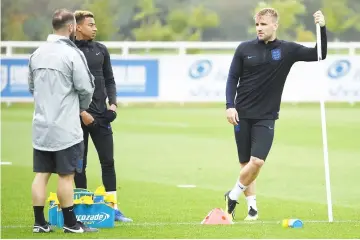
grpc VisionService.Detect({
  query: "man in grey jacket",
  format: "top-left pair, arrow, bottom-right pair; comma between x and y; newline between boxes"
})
28,9 -> 97,234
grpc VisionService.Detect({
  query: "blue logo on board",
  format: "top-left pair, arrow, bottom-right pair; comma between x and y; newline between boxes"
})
327,60 -> 351,79
189,60 -> 212,79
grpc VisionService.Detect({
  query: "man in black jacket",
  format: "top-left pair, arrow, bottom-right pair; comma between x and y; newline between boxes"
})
74,10 -> 132,222
224,8 -> 327,221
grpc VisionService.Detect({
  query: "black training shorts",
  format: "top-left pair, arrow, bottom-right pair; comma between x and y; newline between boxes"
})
234,119 -> 275,163
33,141 -> 84,175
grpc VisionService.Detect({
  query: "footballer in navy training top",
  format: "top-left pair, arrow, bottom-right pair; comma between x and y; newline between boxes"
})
224,8 -> 327,221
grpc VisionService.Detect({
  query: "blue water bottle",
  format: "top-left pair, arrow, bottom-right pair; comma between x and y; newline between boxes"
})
282,219 -> 304,228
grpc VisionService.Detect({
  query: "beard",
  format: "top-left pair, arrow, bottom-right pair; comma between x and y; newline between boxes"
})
69,30 -> 76,42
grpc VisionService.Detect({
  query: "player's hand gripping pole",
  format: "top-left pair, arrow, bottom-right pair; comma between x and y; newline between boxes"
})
317,23 -> 334,223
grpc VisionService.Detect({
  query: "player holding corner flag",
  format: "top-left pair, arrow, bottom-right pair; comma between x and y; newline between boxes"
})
224,8 -> 327,221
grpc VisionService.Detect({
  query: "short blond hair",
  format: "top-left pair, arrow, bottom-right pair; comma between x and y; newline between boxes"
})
74,10 -> 94,24
255,8 -> 279,22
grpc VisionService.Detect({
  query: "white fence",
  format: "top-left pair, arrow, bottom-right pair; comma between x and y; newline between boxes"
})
1,41 -> 360,104
1,41 -> 360,56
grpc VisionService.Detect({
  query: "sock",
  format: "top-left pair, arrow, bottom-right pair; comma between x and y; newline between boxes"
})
246,195 -> 257,212
107,191 -> 118,210
33,206 -> 46,225
229,180 -> 247,201
62,206 -> 77,227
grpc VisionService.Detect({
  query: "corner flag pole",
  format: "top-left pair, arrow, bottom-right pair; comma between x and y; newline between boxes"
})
316,22 -> 334,222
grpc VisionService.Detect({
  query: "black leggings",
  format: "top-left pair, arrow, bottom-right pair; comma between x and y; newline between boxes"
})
74,116 -> 116,191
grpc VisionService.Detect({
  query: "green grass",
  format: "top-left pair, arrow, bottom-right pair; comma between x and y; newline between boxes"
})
1,103 -> 360,238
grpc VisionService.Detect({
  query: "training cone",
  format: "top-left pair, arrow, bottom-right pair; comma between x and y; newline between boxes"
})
201,208 -> 233,225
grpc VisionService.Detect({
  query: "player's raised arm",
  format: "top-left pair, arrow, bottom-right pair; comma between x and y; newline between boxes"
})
291,10 -> 327,62
225,43 -> 244,125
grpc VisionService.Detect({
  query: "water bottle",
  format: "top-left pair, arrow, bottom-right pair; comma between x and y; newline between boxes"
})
93,195 -> 105,203
282,219 -> 304,228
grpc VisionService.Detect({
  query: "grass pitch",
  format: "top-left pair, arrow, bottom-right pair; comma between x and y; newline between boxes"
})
1,103 -> 359,238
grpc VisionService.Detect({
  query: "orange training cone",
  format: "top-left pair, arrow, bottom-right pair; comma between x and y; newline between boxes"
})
201,208 -> 233,225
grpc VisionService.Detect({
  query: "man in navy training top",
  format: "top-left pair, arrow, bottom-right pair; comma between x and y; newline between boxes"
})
224,8 -> 327,221
73,10 -> 132,222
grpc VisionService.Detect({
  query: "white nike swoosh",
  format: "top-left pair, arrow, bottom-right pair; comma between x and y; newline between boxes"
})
63,226 -> 84,233
34,226 -> 51,232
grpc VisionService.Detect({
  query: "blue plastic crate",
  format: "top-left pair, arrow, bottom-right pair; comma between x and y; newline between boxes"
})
73,189 -> 94,200
55,203 -> 115,228
47,188 -> 116,229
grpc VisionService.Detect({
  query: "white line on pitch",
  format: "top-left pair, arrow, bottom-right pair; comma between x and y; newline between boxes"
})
0,162 -> 12,165
2,220 -> 360,229
177,184 -> 196,188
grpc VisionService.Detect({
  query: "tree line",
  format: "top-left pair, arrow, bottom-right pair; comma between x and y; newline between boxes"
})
1,0 -> 359,42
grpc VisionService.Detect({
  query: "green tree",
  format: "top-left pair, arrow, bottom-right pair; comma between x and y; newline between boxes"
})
294,25 -> 316,42
1,0 -> 30,40
321,0 -> 360,39
249,0 -> 315,41
131,0 -> 172,41
168,4 -> 219,41
80,0 -> 119,41
1,0 -> 87,41
131,0 -> 220,41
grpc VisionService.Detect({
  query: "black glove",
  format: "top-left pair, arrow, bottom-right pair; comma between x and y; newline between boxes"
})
104,109 -> 117,122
